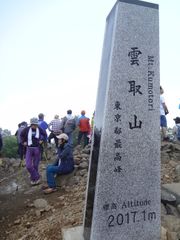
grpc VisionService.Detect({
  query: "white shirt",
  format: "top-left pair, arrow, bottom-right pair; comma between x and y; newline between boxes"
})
160,95 -> 165,116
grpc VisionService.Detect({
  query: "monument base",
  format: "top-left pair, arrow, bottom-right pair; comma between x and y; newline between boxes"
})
62,226 -> 84,240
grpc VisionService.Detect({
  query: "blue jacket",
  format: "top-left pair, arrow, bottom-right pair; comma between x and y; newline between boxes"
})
54,143 -> 74,173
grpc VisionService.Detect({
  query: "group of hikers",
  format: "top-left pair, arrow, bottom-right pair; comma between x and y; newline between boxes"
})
14,110 -> 93,194
160,86 -> 180,142
0,87 -> 179,194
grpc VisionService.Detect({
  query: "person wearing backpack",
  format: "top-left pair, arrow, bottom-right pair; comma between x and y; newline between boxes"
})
173,117 -> 180,142
61,110 -> 76,145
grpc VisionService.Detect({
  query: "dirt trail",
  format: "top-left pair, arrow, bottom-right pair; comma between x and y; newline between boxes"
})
0,147 -> 87,240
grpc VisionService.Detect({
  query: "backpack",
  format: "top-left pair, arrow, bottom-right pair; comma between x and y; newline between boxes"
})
63,117 -> 76,133
177,125 -> 180,140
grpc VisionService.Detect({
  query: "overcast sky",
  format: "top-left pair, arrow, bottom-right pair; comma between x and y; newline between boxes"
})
0,0 -> 179,133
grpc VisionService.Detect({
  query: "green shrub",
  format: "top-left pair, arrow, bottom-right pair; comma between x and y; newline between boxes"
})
1,136 -> 18,158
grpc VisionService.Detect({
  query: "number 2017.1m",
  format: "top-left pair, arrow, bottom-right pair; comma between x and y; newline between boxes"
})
108,210 -> 156,227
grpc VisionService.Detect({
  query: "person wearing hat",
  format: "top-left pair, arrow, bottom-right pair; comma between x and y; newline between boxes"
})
43,133 -> 74,194
172,117 -> 180,141
21,118 -> 47,186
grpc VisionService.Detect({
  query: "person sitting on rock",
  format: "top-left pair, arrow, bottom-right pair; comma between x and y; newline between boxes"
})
43,133 -> 74,194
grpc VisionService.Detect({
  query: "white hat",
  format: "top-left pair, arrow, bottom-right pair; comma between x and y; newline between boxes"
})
56,133 -> 69,141
30,117 -> 39,125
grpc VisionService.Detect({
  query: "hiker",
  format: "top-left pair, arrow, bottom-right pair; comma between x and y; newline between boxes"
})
60,109 -> 76,145
43,133 -> 74,194
38,113 -> 48,132
77,110 -> 91,147
160,86 -> 169,141
21,118 -> 47,186
38,113 -> 48,160
48,114 -> 62,148
172,117 -> 180,142
15,121 -> 28,164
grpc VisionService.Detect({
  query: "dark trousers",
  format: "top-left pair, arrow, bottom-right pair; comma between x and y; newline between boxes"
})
18,143 -> 26,160
78,131 -> 89,147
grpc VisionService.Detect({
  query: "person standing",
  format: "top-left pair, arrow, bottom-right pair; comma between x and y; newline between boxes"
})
21,118 -> 47,185
15,121 -> 28,165
48,115 -> 62,148
61,109 -> 76,145
77,110 -> 91,147
160,86 -> 169,141
38,113 -> 48,160
38,113 -> 48,132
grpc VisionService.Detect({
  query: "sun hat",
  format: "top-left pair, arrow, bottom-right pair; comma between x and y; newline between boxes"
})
56,133 -> 69,141
173,117 -> 180,124
30,117 -> 39,125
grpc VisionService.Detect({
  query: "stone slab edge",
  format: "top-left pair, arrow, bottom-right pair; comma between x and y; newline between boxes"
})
62,226 -> 84,240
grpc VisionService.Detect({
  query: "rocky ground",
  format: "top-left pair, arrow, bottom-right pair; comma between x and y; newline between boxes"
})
0,142 -> 180,240
0,144 -> 89,240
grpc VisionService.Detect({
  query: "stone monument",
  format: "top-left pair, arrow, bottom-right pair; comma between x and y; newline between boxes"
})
83,0 -> 160,240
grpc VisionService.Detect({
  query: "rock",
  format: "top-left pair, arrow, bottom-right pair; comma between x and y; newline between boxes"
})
161,203 -> 167,215
161,152 -> 170,163
161,189 -> 176,205
177,204 -> 180,214
161,226 -> 167,240
162,183 -> 180,205
78,169 -> 87,177
167,231 -> 179,240
14,219 -> 21,225
33,198 -> 48,209
58,196 -> 65,201
175,165 -> 180,181
26,222 -> 32,228
162,215 -> 180,232
82,148 -> 90,154
35,209 -> 41,217
174,144 -> 180,152
12,159 -> 21,168
78,162 -> 88,170
169,160 -> 177,168
68,176 -> 80,186
56,170 -> 76,187
45,205 -> 52,212
81,153 -> 89,159
165,204 -> 180,217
